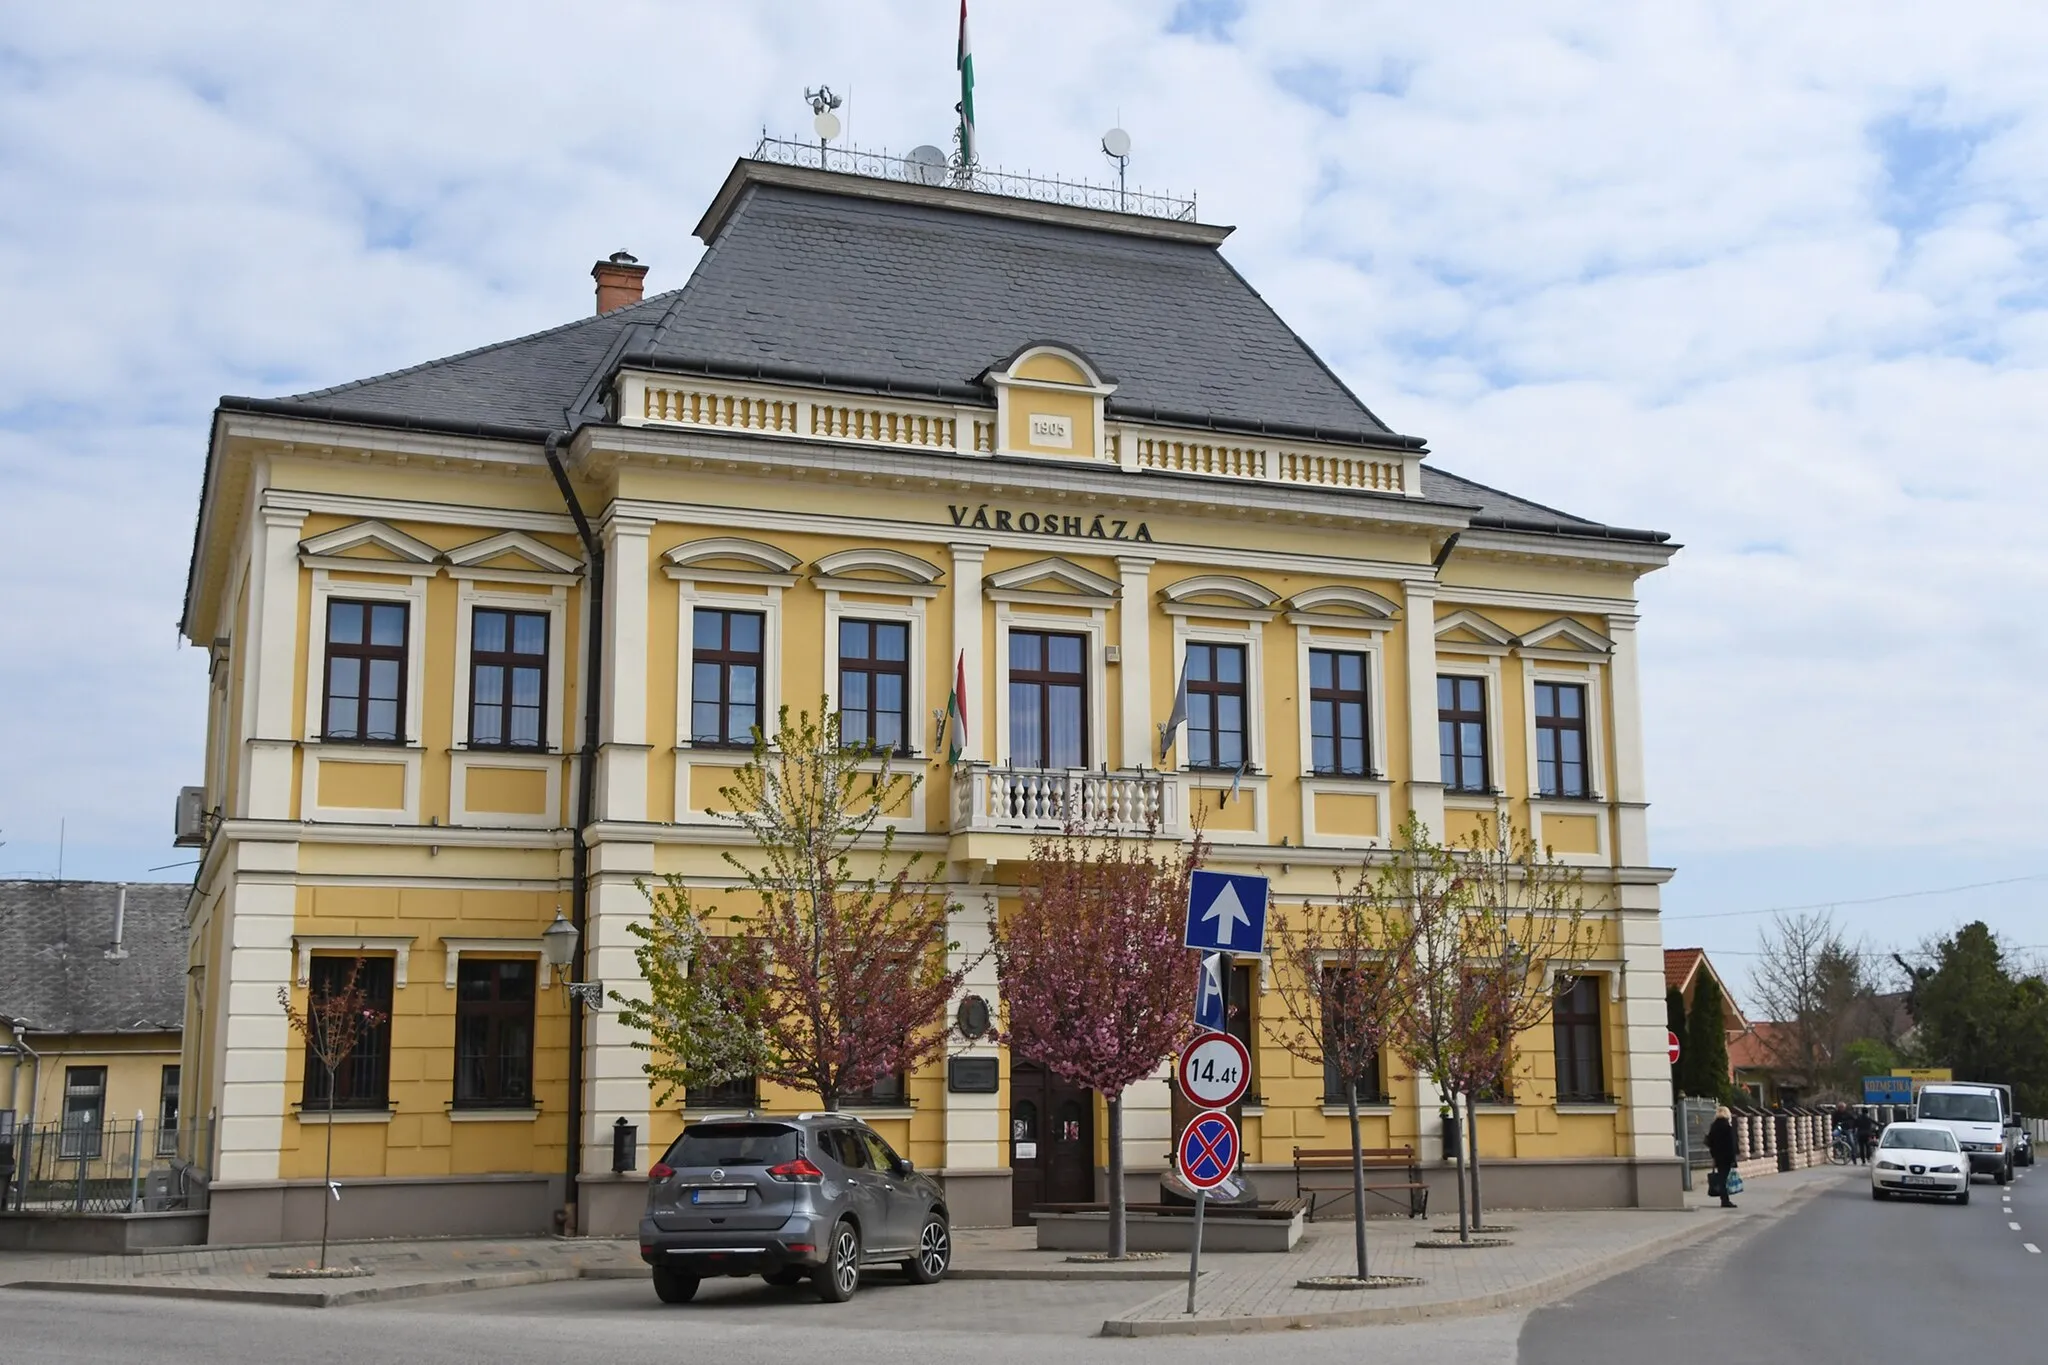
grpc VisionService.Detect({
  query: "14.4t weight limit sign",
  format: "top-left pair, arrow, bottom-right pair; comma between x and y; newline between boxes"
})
1178,1031 -> 1253,1110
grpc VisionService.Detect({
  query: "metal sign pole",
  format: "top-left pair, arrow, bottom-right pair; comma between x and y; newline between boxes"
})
1185,1188 -> 1206,1314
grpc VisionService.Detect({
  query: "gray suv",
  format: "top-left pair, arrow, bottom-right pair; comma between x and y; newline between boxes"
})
638,1112 -> 950,1304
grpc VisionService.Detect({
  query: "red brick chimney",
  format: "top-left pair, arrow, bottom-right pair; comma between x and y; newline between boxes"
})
591,251 -> 648,314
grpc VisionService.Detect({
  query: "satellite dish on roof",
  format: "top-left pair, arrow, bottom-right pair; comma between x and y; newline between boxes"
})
905,145 -> 948,185
1101,127 -> 1132,159
813,109 -> 842,141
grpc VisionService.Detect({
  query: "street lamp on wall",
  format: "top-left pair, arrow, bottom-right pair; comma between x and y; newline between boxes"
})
541,910 -> 604,1010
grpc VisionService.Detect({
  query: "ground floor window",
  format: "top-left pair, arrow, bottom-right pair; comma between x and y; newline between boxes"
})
60,1066 -> 107,1159
157,1065 -> 181,1155
454,959 -> 536,1108
302,956 -> 395,1110
1553,974 -> 1607,1102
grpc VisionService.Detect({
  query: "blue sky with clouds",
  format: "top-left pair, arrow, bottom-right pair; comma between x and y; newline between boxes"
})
4,2 -> 2045,1006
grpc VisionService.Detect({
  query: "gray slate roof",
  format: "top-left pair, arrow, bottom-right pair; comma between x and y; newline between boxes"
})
0,882 -> 187,1035
216,162 -> 1665,544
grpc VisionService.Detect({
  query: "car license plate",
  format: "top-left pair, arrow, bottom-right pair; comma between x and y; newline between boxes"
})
1902,1176 -> 1937,1186
691,1187 -> 748,1205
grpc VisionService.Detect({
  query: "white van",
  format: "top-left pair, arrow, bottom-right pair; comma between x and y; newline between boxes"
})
1917,1083 -> 2012,1183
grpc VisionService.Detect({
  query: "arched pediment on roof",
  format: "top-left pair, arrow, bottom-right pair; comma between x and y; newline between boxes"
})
1285,585 -> 1400,620
983,556 -> 1121,605
662,536 -> 801,586
812,547 -> 944,584
1158,576 -> 1279,623
982,342 -> 1116,463
1435,608 -> 1516,653
298,520 -> 440,575
444,530 -> 583,582
1517,617 -> 1613,655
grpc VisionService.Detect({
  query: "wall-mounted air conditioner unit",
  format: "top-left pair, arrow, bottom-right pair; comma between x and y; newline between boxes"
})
173,786 -> 207,848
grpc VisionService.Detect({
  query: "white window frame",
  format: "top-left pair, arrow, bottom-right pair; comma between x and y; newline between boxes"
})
299,567 -> 430,823
670,570 -> 788,823
822,587 -> 932,828
445,583 -> 570,829
993,605 -> 1108,771
1434,654 -> 1506,802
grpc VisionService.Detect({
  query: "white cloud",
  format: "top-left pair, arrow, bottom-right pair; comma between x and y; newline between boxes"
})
2,1 -> 2045,886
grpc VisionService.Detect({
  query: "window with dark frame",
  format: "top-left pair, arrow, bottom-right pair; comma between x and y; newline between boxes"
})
1553,974 -> 1607,1102
301,957 -> 395,1110
838,619 -> 910,754
1225,962 -> 1260,1103
1319,966 -> 1387,1104
1438,675 -> 1490,793
1309,649 -> 1370,776
469,608 -> 548,750
691,608 -> 764,747
841,1068 -> 907,1108
1185,642 -> 1248,771
1534,681 -> 1590,798
1008,630 -> 1087,769
453,959 -> 536,1109
157,1065 -> 181,1156
322,600 -> 408,743
689,1074 -> 760,1109
59,1066 -> 107,1159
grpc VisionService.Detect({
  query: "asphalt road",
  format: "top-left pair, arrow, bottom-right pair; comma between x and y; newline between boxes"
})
1523,1163 -> 2048,1362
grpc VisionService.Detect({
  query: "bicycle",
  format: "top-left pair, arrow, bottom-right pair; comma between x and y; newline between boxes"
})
1830,1130 -> 1857,1165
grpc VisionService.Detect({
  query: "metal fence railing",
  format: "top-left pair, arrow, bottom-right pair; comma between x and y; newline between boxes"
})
1,1116 -> 212,1214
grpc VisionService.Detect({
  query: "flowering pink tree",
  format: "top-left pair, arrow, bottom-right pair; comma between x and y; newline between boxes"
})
991,822 -> 1205,1259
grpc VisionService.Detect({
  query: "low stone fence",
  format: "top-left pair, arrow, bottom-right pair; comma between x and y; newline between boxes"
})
1727,1107 -> 1829,1182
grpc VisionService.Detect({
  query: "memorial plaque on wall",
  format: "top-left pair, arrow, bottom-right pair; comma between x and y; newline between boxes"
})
948,1056 -> 1000,1094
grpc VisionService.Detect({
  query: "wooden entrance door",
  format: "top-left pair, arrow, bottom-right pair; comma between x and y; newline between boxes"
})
1010,1062 -> 1094,1225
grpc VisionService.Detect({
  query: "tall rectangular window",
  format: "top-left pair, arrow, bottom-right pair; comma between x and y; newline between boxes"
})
157,1065 -> 181,1156
454,959 -> 536,1109
1438,675 -> 1489,793
1309,649 -> 1370,776
838,619 -> 910,754
301,957 -> 395,1110
1553,975 -> 1606,1102
1534,681 -> 1589,798
1319,966 -> 1386,1104
59,1066 -> 107,1159
322,600 -> 408,743
1009,630 -> 1087,769
470,608 -> 548,749
691,608 -> 764,747
1185,642 -> 1247,771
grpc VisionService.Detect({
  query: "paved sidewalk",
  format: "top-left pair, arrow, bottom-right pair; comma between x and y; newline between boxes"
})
0,1163 -> 1847,1321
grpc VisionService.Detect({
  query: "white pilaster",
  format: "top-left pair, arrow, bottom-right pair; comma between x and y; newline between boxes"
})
1607,612 -> 1650,867
943,890 -> 1003,1172
582,838 -> 656,1174
213,839 -> 299,1182
1116,556 -> 1153,769
1616,906 -> 1676,1157
241,504 -> 307,820
948,543 -> 986,762
597,514 -> 653,822
1402,579 -> 1444,835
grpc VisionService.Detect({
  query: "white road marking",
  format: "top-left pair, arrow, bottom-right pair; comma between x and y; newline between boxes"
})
2011,1221 -> 2023,1231
2028,1243 -> 2042,1255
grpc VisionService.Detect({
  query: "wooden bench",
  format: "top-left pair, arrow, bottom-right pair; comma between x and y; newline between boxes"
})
1292,1145 -> 1429,1221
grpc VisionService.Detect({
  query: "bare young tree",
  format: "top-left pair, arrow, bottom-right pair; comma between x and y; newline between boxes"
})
1264,868 -> 1417,1280
1751,911 -> 1882,1098
279,957 -> 387,1270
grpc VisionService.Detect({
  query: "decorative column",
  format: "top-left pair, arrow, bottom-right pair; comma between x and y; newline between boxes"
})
597,513 -> 654,823
1116,556 -> 1154,770
240,504 -> 307,820
1607,612 -> 1650,869
948,544 -> 986,762
1401,579 -> 1444,834
941,889 -> 1006,1227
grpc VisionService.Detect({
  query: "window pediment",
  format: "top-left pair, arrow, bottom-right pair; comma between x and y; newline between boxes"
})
445,530 -> 583,580
1435,608 -> 1516,652
299,520 -> 440,570
812,548 -> 944,584
983,557 -> 1121,600
1286,584 -> 1400,620
1518,617 -> 1613,655
663,536 -> 801,587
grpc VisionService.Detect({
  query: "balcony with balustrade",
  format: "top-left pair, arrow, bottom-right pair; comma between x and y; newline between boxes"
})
950,764 -> 1180,837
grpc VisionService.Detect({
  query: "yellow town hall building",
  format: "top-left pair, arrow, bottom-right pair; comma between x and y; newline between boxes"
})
177,151 -> 1679,1242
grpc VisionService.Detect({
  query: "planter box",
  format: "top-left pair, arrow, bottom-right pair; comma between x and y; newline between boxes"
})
1032,1207 -> 1304,1253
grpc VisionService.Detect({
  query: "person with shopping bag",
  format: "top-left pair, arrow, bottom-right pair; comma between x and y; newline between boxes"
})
1706,1105 -> 1739,1208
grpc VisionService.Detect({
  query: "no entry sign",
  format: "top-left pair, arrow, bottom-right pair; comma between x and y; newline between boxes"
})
1668,1030 -> 1682,1066
1177,1110 -> 1240,1192
1178,1032 -> 1253,1110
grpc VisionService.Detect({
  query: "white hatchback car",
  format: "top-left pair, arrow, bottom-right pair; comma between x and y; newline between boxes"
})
1871,1121 -> 1970,1204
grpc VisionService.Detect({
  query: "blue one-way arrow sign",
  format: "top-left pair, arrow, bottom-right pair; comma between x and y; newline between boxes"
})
1184,870 -> 1269,955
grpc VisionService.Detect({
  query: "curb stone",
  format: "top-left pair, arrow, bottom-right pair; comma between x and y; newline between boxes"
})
1099,1175 -> 1837,1337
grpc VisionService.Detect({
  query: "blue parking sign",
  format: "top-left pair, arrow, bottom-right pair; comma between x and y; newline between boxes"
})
1184,871 -> 1268,954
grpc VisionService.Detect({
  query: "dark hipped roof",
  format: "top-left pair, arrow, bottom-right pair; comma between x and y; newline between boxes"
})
215,160 -> 1666,545
0,882 -> 187,1035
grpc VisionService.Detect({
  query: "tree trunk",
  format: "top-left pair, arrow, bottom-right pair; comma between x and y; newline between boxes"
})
321,1067 -> 337,1270
1347,1080 -> 1369,1279
1107,1091 -> 1127,1260
1466,1088 -> 1484,1230
1450,1096 -> 1470,1242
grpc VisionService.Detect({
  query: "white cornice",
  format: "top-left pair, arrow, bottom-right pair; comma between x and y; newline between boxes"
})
262,489 -> 578,535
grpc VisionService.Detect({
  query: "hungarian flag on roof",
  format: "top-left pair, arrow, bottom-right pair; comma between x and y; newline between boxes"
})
956,0 -> 977,165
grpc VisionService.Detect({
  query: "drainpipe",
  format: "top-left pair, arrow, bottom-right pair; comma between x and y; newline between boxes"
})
542,431 -> 605,1234
14,1022 -> 39,1212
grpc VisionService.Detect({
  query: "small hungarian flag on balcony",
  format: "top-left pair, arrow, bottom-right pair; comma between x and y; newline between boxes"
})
946,650 -> 969,762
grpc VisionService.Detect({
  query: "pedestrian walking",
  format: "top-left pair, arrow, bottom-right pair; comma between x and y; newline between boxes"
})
1707,1105 -> 1739,1208
1855,1107 -> 1877,1164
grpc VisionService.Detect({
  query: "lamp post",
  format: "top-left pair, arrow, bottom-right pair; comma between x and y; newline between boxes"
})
541,911 -> 604,1010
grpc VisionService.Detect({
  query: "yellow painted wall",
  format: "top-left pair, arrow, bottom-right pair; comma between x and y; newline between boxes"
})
465,765 -> 548,815
317,759 -> 406,809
